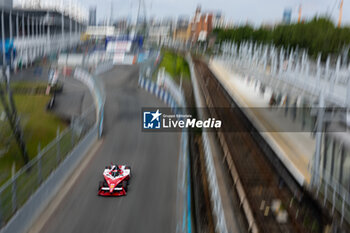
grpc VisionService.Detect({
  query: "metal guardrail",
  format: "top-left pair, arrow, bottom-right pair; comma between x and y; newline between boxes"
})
57,52 -> 109,137
0,113 -> 99,233
0,60 -> 108,229
0,106 -> 95,228
74,67 -> 106,138
219,41 -> 350,107
311,168 -> 350,225
157,70 -> 186,107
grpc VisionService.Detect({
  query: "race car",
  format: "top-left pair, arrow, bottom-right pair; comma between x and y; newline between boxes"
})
98,163 -> 131,196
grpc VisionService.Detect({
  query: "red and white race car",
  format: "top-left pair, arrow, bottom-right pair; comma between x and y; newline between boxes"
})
98,164 -> 131,196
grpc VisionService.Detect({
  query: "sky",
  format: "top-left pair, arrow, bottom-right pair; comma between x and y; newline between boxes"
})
82,0 -> 350,26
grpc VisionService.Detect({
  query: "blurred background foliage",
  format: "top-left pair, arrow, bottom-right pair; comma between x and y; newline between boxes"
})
214,17 -> 350,60
159,50 -> 190,82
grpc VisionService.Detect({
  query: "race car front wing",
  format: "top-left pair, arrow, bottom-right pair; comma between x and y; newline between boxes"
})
98,187 -> 127,196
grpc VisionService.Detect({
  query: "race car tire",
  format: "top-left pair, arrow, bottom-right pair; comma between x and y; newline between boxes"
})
122,180 -> 128,192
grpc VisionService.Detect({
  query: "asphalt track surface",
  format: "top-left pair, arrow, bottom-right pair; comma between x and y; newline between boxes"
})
36,65 -> 180,233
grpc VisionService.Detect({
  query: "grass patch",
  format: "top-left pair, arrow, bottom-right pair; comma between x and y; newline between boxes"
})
15,95 -> 67,156
158,50 -> 190,83
0,95 -> 67,185
10,81 -> 47,89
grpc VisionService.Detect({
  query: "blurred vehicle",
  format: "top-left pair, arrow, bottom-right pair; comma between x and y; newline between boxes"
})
98,163 -> 131,196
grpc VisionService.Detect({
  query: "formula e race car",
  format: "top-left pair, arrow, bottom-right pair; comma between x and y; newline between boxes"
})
98,163 -> 131,196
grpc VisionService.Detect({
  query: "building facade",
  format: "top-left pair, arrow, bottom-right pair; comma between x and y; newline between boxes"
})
189,6 -> 213,43
89,7 -> 96,26
0,8 -> 85,69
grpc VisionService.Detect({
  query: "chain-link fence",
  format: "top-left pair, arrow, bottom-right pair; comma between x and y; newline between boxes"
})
0,105 -> 95,228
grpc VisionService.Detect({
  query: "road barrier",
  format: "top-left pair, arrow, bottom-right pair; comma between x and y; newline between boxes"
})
74,67 -> 106,138
138,55 -> 191,233
138,76 -> 191,233
0,64 -> 107,233
0,106 -> 97,233
58,51 -> 110,138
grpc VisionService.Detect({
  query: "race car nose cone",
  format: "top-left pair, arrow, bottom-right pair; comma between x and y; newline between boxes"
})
109,184 -> 115,193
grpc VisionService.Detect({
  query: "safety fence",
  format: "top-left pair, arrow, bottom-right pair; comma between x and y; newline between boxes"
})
186,54 -> 229,233
58,52 -> 108,137
0,106 -> 95,230
218,42 -> 350,227
156,69 -> 186,107
138,55 -> 191,233
74,67 -> 106,137
0,63 -> 107,232
311,167 -> 350,225
14,34 -> 82,69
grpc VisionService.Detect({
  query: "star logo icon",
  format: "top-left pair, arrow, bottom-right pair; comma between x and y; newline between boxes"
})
150,109 -> 162,122
143,109 -> 162,129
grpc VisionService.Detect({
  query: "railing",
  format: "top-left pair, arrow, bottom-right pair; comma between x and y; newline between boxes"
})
157,70 -> 186,107
311,167 -> 350,225
74,67 -> 106,137
13,33 -> 82,67
0,106 -> 95,228
0,59 -> 108,229
218,41 -> 350,226
218,41 -> 350,107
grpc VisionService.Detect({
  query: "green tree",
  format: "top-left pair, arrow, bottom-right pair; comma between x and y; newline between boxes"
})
213,17 -> 350,60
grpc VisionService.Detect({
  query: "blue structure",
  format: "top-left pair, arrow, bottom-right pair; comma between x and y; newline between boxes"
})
0,39 -> 16,65
283,8 -> 292,24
